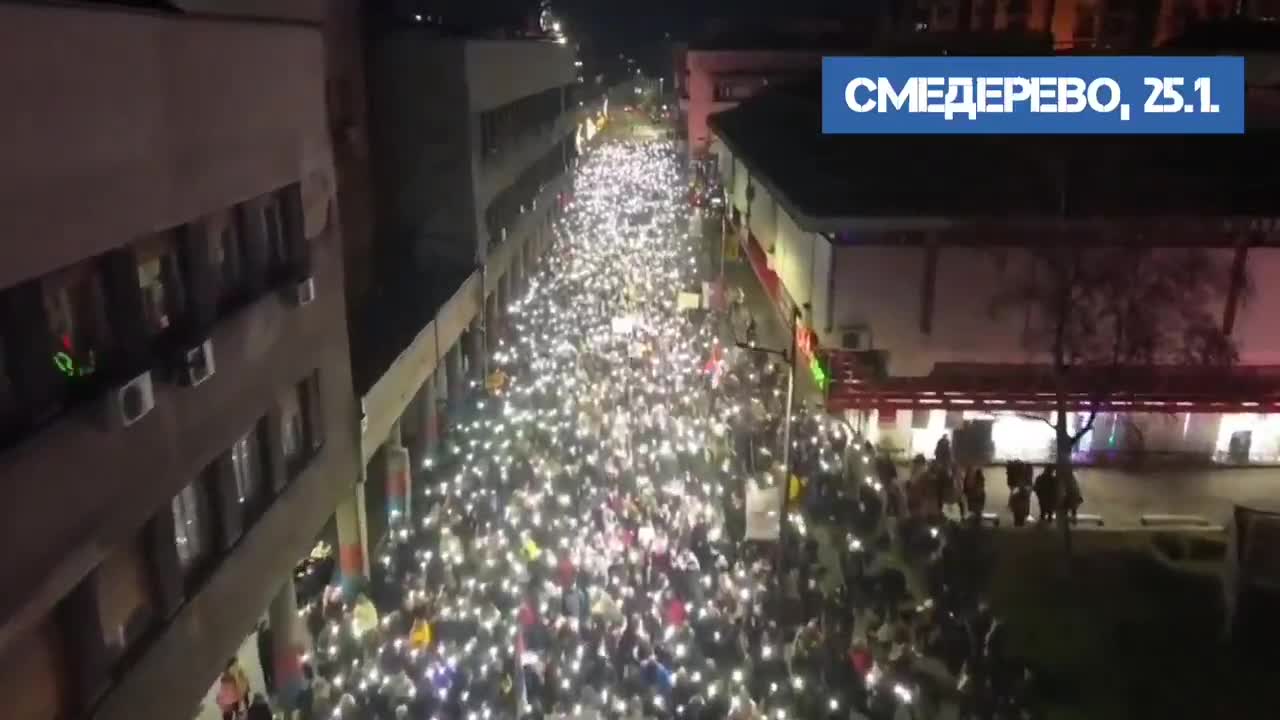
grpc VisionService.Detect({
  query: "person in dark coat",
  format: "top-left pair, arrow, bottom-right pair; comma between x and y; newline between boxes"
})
1033,466 -> 1057,522
964,468 -> 987,522
245,693 -> 273,720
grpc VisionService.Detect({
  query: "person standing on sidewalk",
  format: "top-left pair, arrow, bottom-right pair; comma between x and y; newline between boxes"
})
1033,466 -> 1057,523
964,468 -> 987,523
217,669 -> 243,720
1062,471 -> 1083,524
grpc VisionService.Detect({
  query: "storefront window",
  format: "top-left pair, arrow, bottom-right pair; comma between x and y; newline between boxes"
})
171,479 -> 212,576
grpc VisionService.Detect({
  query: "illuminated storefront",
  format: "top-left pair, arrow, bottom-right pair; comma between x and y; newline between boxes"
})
828,359 -> 1280,464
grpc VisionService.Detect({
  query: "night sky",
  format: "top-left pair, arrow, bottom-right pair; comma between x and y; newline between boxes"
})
554,0 -> 876,77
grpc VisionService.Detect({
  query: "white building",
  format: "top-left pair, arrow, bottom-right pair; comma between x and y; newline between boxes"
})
709,83 -> 1280,465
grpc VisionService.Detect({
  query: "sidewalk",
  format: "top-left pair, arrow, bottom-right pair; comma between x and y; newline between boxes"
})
698,211 -> 823,405
974,463 -> 1276,528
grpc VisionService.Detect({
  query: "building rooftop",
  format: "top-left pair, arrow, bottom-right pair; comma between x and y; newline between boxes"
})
708,79 -> 1280,230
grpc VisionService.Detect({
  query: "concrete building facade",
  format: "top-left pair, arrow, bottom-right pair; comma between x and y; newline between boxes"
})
0,2 -> 359,719
324,7 -> 621,624
710,85 -> 1280,466
351,25 -> 584,559
677,47 -> 820,159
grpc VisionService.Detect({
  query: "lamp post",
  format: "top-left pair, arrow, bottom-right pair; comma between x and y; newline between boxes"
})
736,305 -> 800,581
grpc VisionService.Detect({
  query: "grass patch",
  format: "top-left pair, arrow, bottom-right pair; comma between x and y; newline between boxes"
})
986,529 -> 1278,720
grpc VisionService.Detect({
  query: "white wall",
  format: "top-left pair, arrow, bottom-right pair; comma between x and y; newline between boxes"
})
825,243 -> 1280,377
731,156 -> 750,216
830,244 -> 1042,376
746,180 -> 777,252
771,208 -> 816,311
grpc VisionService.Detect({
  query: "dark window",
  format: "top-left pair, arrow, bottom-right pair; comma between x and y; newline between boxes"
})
94,537 -> 155,658
230,424 -> 268,509
476,87 -> 564,164
171,478 -> 213,577
281,382 -> 307,477
42,261 -> 113,386
485,138 -> 570,246
301,371 -> 325,454
135,229 -> 186,337
210,208 -> 248,308
263,195 -> 289,271
1074,4 -> 1097,40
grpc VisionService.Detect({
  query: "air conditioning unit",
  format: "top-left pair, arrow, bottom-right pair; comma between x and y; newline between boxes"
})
289,276 -> 317,306
103,372 -> 155,429
179,339 -> 216,388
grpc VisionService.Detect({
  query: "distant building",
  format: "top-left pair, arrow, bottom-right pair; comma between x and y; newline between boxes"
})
675,19 -> 872,161
710,83 -> 1280,465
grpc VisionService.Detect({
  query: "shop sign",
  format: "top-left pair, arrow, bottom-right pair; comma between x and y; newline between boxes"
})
794,324 -> 828,390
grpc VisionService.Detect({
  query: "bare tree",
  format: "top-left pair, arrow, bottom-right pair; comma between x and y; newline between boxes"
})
992,244 -> 1239,560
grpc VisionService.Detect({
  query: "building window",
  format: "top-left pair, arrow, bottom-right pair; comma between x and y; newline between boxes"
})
210,209 -> 248,308
171,479 -> 213,576
230,424 -> 267,509
94,537 -> 155,658
263,195 -> 289,271
136,230 -> 186,337
301,371 -> 325,454
281,383 -> 306,477
1074,3 -> 1097,40
42,262 -> 113,386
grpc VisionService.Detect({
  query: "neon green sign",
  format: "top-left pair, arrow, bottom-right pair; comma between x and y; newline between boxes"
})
809,356 -> 828,389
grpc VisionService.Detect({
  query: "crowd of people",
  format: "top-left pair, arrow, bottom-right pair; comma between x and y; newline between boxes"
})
265,140 -> 1037,720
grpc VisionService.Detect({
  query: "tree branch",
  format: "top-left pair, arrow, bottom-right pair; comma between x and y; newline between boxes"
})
1016,413 -> 1057,431
1070,408 -> 1099,446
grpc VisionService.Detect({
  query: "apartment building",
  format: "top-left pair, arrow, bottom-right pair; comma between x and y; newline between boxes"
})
0,2 -> 359,719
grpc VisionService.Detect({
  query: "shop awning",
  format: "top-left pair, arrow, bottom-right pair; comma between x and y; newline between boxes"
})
825,360 -> 1280,414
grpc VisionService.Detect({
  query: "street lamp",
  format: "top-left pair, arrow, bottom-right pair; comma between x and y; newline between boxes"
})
734,306 -> 801,579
